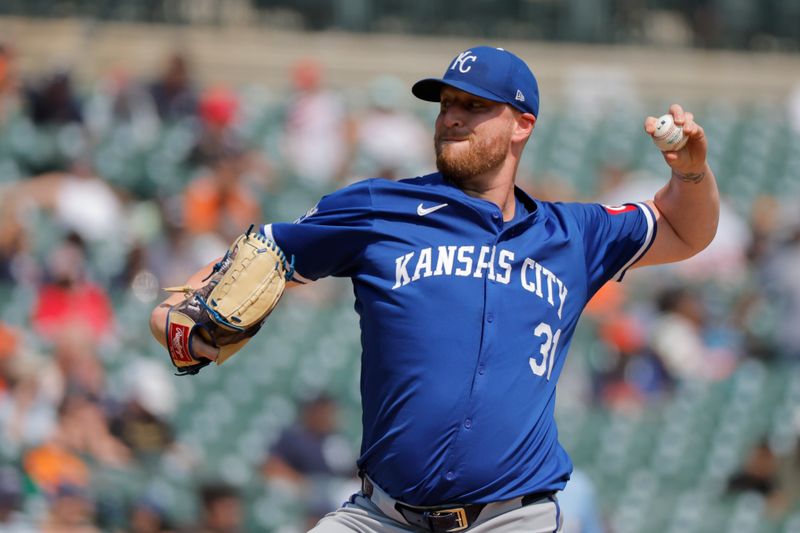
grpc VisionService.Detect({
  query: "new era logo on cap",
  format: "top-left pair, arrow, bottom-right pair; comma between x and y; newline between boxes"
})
411,45 -> 540,117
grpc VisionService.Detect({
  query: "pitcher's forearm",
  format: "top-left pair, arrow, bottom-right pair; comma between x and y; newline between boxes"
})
653,162 -> 720,253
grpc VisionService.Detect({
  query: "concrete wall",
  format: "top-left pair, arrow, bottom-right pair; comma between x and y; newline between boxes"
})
2,16 -> 799,107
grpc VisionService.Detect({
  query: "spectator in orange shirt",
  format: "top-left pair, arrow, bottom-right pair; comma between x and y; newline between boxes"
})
183,150 -> 263,242
183,85 -> 267,242
0,322 -> 18,394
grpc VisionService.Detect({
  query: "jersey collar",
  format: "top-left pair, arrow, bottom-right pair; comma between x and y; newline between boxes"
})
512,184 -> 539,221
430,172 -> 539,221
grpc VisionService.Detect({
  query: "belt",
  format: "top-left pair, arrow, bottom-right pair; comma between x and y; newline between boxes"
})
360,474 -> 555,533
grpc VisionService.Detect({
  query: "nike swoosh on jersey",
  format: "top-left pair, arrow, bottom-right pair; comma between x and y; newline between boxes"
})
416,203 -> 449,216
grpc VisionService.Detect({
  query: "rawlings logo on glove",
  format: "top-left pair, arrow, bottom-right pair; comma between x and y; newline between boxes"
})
164,226 -> 294,375
169,323 -> 193,363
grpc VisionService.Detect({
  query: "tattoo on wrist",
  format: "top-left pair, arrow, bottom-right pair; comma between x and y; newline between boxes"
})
673,169 -> 706,183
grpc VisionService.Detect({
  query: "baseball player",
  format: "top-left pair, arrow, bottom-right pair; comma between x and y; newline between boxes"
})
150,46 -> 719,532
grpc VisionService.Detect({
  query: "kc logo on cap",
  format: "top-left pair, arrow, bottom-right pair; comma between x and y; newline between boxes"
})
450,51 -> 478,73
412,45 -> 540,117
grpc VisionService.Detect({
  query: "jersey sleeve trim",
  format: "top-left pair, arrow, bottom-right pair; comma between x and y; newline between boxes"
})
612,202 -> 656,282
261,223 -> 311,284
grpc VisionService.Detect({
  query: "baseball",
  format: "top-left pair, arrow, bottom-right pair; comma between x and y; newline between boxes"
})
652,113 -> 688,152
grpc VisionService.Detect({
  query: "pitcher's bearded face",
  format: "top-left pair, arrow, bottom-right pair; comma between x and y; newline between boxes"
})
435,129 -> 512,183
434,88 -> 515,184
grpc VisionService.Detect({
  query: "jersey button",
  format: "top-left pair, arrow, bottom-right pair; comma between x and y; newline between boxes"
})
464,418 -> 472,429
486,313 -> 494,323
478,365 -> 485,375
492,212 -> 500,220
445,471 -> 456,481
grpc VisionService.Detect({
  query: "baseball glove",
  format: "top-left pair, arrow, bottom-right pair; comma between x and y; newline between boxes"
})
163,226 -> 293,375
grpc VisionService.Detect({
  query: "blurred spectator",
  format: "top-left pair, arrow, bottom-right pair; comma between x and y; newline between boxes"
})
777,435 -> 800,512
0,208 -> 38,285
583,283 -> 672,411
3,161 -> 124,245
109,360 -> 177,461
24,68 -> 83,126
145,207 -> 211,288
149,52 -> 198,123
84,68 -> 160,145
24,440 -> 91,496
31,233 -> 115,342
746,195 -> 784,265
183,149 -> 264,242
189,85 -> 243,167
46,327 -> 108,403
720,195 -> 789,361
53,393 -> 131,468
650,287 -> 737,382
184,85 -> 273,242
761,225 -> 800,359
0,321 -> 20,391
282,59 -> 349,188
262,394 -> 357,516
128,497 -> 175,533
22,392 -> 129,529
0,466 -> 32,531
0,352 -> 59,454
0,42 -> 21,124
263,394 -> 355,484
727,438 -> 789,517
349,75 -> 430,180
112,241 -> 151,293
593,315 -> 672,411
39,483 -> 99,533
195,483 -> 243,533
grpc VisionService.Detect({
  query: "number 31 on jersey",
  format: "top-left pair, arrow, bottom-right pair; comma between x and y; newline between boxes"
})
530,322 -> 561,381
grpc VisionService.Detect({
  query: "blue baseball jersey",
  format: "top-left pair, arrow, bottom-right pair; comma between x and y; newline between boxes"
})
262,172 -> 656,506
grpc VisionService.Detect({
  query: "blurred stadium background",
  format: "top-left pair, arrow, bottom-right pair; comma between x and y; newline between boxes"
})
1,2 -> 800,532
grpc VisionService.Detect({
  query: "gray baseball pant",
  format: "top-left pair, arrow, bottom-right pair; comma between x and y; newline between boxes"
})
308,491 -> 563,533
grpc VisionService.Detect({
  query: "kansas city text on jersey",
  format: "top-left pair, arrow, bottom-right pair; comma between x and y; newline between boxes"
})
392,244 -> 569,319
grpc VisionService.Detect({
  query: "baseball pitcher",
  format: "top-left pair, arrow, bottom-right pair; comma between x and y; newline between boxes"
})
150,46 -> 719,532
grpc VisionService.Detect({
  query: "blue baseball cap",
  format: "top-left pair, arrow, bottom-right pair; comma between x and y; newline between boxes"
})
412,46 -> 539,117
